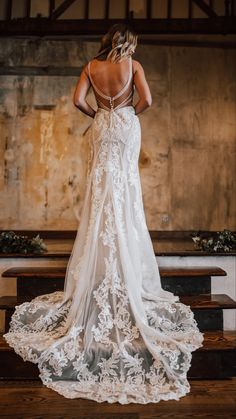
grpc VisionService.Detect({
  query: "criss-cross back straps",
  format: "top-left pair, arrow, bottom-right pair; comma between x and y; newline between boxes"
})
87,57 -> 133,111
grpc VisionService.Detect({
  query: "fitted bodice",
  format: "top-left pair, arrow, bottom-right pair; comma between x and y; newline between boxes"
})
87,57 -> 134,112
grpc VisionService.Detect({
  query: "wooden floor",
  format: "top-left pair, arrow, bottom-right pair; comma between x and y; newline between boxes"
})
0,379 -> 236,418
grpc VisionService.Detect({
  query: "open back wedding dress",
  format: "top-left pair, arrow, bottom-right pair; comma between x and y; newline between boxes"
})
4,57 -> 204,404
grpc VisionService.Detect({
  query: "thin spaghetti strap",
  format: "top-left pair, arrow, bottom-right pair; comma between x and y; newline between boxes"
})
112,56 -> 133,101
87,61 -> 111,100
87,61 -> 90,77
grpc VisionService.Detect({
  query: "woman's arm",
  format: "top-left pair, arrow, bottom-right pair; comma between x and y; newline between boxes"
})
73,64 -> 96,118
132,60 -> 152,115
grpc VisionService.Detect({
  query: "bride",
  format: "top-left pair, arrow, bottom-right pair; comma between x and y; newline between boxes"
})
4,24 -> 204,404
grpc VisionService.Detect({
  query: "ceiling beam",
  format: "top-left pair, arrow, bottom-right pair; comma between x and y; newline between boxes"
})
51,0 -> 77,20
0,17 -> 235,36
25,0 -> 31,18
192,0 -> 218,18
6,0 -> 12,20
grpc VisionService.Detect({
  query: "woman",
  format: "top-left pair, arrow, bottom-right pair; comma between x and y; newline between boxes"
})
4,24 -> 204,404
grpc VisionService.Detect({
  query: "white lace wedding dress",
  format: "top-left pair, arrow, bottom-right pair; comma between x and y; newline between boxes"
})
4,57 -> 204,404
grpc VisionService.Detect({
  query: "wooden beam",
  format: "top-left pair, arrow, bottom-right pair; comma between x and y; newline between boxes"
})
125,0 -> 130,19
188,0 -> 193,19
167,0 -> 172,19
146,0 -> 152,19
0,17 -> 236,36
49,0 -> 55,18
5,0 -> 12,20
51,0 -> 77,20
84,0 -> 89,19
105,0 -> 110,19
25,0 -> 31,18
0,66 -> 83,76
231,0 -> 235,16
225,0 -> 230,16
192,0 -> 218,17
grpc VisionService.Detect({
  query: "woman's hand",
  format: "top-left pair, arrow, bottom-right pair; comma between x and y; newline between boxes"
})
132,60 -> 152,115
73,64 -> 96,118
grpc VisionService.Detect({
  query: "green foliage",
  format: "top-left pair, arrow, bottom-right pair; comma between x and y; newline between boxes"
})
191,229 -> 236,253
0,231 -> 48,254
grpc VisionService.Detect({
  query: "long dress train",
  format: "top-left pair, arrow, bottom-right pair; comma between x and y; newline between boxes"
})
3,59 -> 204,404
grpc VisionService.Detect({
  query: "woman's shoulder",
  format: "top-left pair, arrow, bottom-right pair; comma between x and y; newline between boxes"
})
82,59 -> 94,76
131,59 -> 144,74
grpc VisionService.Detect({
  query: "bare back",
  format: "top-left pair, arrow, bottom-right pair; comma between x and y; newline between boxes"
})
73,57 -> 152,117
86,58 -> 134,112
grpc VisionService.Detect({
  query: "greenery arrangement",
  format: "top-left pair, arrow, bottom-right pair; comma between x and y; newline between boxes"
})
0,231 -> 48,254
191,229 -> 236,253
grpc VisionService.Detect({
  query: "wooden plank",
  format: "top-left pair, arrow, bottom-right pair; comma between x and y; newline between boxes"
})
0,17 -> 236,36
51,0 -> 77,20
0,250 -> 235,258
1,331 -> 236,352
200,330 -> 236,351
225,0 -> 230,16
0,65 -> 82,76
160,266 -> 227,277
192,0 -> 218,17
167,0 -> 172,19
0,332 -> 236,381
2,267 -> 67,278
0,229 -> 235,248
180,294 -> 236,309
125,0 -> 130,19
49,0 -> 55,18
0,380 -> 236,417
105,0 -> 110,19
1,294 -> 235,310
1,266 -> 227,278
0,249 -> 235,259
0,296 -> 31,309
25,0 -> 31,18
5,0 -> 12,20
0,252 -> 70,258
231,0 -> 235,16
84,0 -> 89,19
146,0 -> 152,19
2,229 -> 235,241
188,0 -> 193,19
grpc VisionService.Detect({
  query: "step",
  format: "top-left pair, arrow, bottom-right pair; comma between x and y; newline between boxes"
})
189,330 -> 236,379
0,331 -> 235,380
180,294 -> 236,309
182,294 -> 236,331
161,266 -> 226,297
182,294 -> 236,332
2,266 -> 227,278
1,293 -> 234,310
2,293 -> 235,333
1,266 -> 227,298
160,266 -> 226,296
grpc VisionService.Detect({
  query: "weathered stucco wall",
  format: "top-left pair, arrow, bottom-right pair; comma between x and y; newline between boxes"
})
0,39 -> 235,230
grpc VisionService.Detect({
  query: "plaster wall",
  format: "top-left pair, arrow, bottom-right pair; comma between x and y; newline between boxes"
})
0,39 -> 235,230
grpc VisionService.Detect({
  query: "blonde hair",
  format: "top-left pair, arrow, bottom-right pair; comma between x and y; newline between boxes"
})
94,24 -> 137,63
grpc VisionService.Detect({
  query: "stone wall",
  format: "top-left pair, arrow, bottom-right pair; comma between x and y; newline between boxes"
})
0,38 -> 235,231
